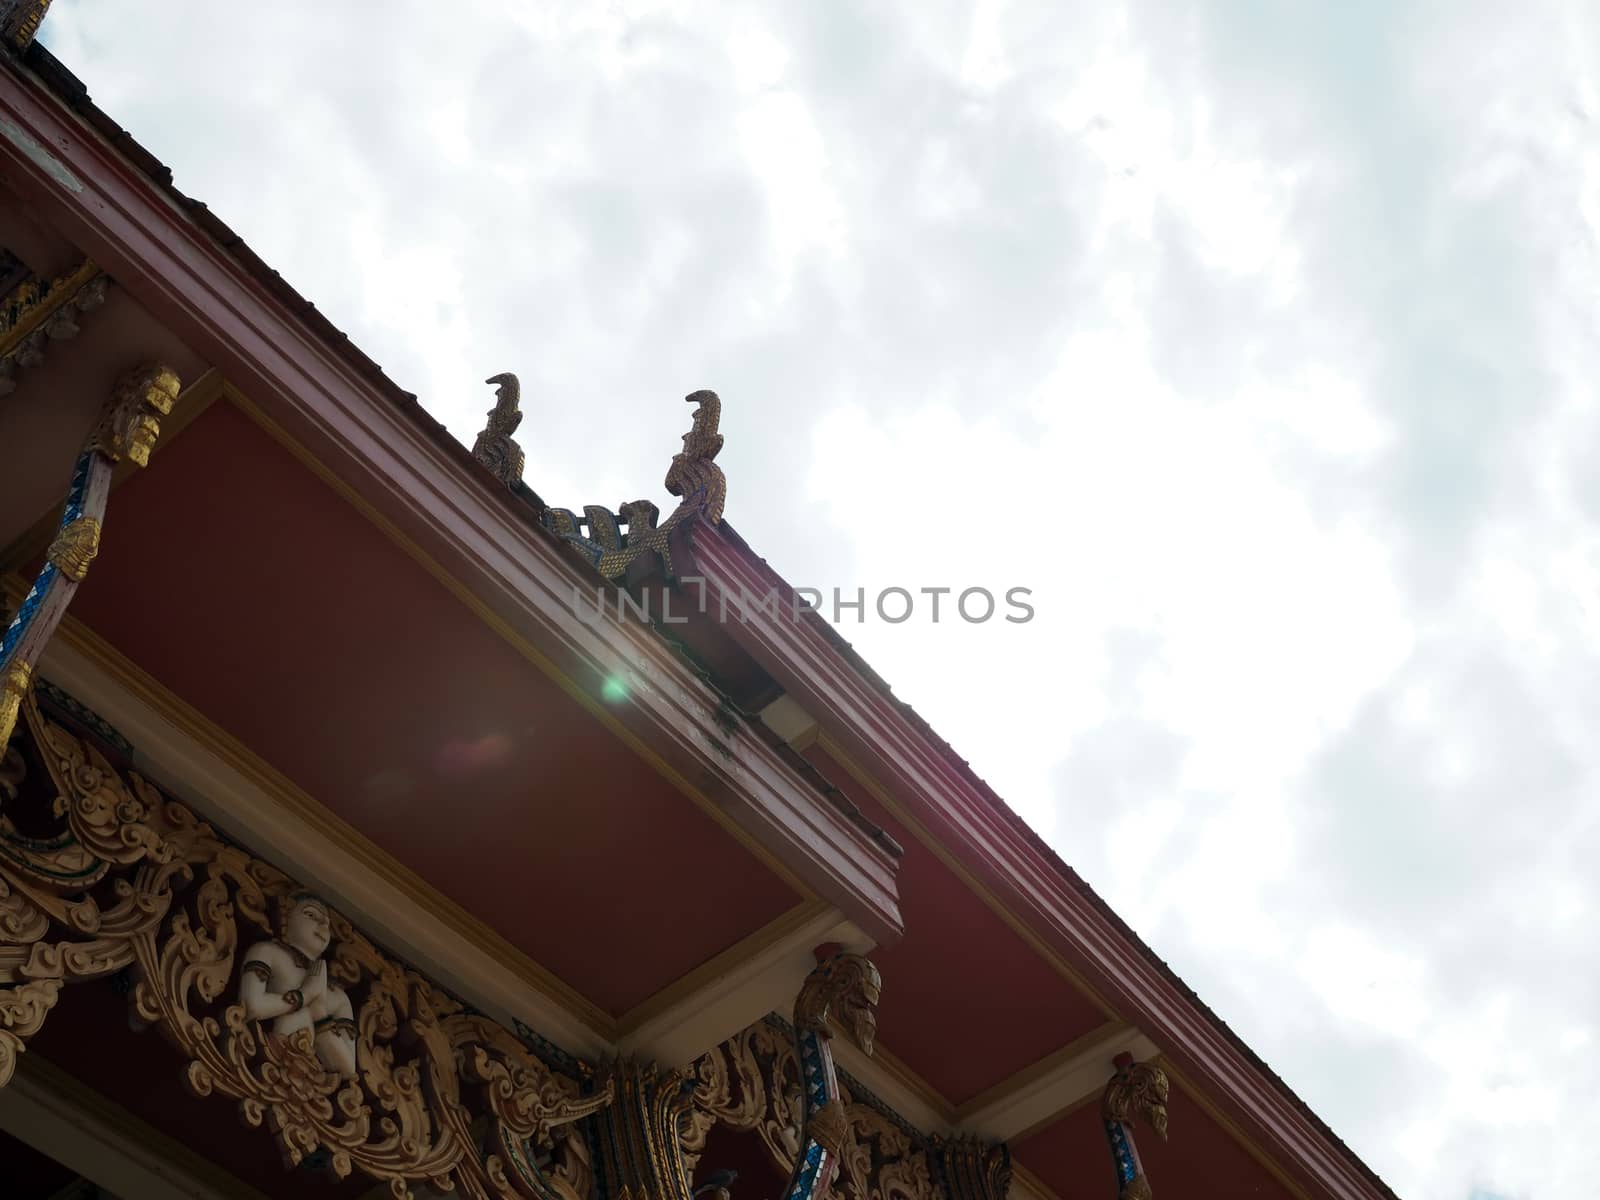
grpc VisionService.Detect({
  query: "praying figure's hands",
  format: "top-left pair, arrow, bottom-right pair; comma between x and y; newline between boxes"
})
303,959 -> 328,1003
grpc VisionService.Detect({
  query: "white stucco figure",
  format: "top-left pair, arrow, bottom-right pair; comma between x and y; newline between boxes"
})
240,890 -> 358,1078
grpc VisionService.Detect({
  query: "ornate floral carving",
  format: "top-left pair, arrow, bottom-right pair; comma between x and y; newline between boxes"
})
685,955 -> 927,1200
474,373 -> 527,486
684,1020 -> 799,1176
839,1095 -> 937,1200
1101,1054 -> 1167,1200
544,390 -> 727,580
0,686 -> 611,1199
688,1021 -> 936,1200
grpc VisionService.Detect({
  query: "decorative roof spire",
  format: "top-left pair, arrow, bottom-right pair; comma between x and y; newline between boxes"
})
664,389 -> 726,525
541,388 -> 729,580
0,0 -> 54,51
472,372 -> 526,486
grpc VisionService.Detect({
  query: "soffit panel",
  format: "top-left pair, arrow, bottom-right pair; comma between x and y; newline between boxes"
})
64,398 -> 799,1017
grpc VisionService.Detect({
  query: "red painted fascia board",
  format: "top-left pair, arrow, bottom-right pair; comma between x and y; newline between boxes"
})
0,57 -> 902,946
688,524 -> 1396,1200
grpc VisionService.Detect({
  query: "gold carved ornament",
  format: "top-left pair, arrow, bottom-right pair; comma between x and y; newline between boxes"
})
543,390 -> 726,580
0,362 -> 178,755
474,373 -> 528,486
45,517 -> 101,583
663,389 -> 726,527
0,0 -> 54,50
1101,1053 -> 1168,1200
89,361 -> 181,467
683,954 -> 943,1200
0,660 -> 29,766
0,688 -> 612,1199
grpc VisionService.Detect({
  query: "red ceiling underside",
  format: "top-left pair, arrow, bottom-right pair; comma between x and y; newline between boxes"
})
65,400 -> 798,1017
806,745 -> 1106,1105
1014,1086 -> 1295,1200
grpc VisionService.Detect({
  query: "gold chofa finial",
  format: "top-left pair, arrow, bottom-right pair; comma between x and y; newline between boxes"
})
473,373 -> 525,486
664,390 -> 726,525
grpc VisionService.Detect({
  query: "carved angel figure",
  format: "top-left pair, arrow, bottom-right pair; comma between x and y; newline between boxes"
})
239,891 -> 358,1078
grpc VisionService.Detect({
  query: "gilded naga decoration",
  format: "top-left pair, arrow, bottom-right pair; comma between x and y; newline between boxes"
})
664,389 -> 726,526
0,686 -> 611,1199
682,953 -> 937,1200
544,390 -> 726,580
1,362 -> 179,754
788,951 -> 882,1200
1100,1053 -> 1168,1200
474,372 -> 528,486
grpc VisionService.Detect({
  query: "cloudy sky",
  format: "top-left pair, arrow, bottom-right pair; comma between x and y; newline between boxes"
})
42,2 -> 1600,1196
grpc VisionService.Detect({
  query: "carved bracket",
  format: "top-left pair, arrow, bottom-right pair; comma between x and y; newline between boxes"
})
1101,1052 -> 1168,1200
677,953 -> 969,1200
1,362 -> 179,753
684,1016 -> 938,1200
